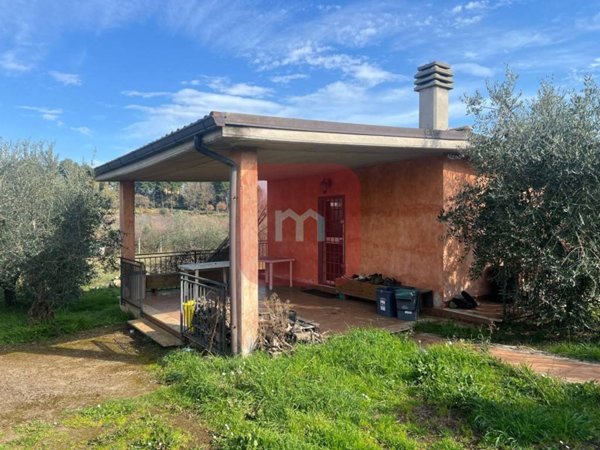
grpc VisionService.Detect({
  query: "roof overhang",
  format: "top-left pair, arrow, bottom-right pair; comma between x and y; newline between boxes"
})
94,111 -> 468,182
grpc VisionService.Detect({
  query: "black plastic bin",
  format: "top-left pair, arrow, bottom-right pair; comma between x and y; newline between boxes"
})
394,287 -> 419,311
376,287 -> 397,317
398,309 -> 419,321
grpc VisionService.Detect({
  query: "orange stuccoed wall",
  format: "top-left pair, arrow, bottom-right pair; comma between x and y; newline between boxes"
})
266,156 -> 488,305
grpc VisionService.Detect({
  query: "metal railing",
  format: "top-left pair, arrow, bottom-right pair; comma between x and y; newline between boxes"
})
136,249 -> 216,275
180,272 -> 230,354
258,240 -> 268,271
120,258 -> 146,311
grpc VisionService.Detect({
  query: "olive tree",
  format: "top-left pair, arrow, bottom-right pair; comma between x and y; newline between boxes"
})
441,73 -> 600,335
0,141 -> 118,320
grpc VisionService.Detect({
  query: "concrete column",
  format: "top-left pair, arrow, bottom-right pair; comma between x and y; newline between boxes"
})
119,181 -> 135,260
231,149 -> 259,355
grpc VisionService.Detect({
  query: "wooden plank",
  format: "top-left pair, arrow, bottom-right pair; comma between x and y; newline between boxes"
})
128,319 -> 183,347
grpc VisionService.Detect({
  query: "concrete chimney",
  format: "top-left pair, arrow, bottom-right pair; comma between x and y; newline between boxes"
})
414,61 -> 453,130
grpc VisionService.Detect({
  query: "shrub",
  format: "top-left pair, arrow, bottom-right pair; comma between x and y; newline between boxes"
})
441,72 -> 600,335
0,141 -> 118,320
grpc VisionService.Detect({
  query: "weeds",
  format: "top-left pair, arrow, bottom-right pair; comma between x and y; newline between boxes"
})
0,287 -> 127,345
414,320 -> 600,363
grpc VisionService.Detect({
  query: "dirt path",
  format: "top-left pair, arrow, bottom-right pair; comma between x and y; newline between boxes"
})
413,332 -> 600,384
0,326 -> 164,439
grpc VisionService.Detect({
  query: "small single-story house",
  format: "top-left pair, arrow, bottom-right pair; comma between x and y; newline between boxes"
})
95,61 -> 488,354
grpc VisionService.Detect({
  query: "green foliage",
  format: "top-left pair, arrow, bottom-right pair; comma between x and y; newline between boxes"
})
415,320 -> 600,362
135,180 -> 228,211
181,182 -> 215,211
409,342 -> 600,448
0,141 -> 119,320
441,73 -> 600,335
0,287 -> 127,345
159,329 -> 600,449
3,393 -> 199,449
136,210 -> 228,253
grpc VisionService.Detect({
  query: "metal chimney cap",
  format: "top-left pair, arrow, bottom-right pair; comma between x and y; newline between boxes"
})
414,61 -> 453,92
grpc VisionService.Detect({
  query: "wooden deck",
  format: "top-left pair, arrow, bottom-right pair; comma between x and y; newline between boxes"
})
423,300 -> 504,325
141,284 -> 415,339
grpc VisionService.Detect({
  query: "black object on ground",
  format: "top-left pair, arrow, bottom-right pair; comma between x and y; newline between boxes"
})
301,288 -> 338,299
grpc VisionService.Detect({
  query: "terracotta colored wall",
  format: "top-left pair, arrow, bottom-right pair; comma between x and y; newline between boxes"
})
357,157 -> 445,302
442,159 -> 489,299
267,166 -> 361,286
266,156 -> 487,305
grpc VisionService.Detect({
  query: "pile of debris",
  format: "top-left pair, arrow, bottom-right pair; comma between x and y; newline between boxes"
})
257,294 -> 323,355
350,273 -> 398,286
188,297 -> 231,354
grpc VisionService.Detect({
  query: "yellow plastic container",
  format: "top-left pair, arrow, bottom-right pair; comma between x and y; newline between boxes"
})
183,300 -> 196,331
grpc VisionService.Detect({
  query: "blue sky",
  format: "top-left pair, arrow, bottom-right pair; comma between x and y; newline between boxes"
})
1,0 -> 599,165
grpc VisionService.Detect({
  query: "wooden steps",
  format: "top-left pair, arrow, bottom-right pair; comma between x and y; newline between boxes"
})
128,318 -> 183,347
422,307 -> 502,326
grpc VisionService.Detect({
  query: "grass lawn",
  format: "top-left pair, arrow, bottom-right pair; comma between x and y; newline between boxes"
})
414,320 -> 600,363
0,287 -> 127,346
3,329 -> 600,449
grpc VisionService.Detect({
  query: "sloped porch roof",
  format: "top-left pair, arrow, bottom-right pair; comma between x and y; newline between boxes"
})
94,111 -> 467,182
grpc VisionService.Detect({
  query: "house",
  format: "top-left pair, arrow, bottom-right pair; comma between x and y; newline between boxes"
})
94,61 -> 488,354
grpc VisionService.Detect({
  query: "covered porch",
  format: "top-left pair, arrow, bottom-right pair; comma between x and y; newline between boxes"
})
142,284 -> 413,338
96,111 -> 478,354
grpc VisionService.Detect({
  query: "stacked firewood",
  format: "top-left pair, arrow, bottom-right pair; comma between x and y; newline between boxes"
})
257,294 -> 323,355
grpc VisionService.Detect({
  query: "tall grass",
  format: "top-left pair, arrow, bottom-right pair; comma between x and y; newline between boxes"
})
0,288 -> 127,345
135,209 -> 228,253
415,321 -> 600,363
160,329 -> 600,449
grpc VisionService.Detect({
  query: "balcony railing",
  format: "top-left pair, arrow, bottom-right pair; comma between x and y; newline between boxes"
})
120,258 -> 146,311
180,272 -> 230,354
136,249 -> 217,275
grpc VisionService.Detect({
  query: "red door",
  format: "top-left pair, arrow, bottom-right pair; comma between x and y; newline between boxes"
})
318,196 -> 345,285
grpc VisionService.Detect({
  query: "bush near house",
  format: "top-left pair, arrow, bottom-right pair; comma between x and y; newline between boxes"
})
0,140 -> 119,321
442,73 -> 600,336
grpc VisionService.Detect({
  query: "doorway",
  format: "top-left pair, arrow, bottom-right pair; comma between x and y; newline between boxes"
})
318,196 -> 345,285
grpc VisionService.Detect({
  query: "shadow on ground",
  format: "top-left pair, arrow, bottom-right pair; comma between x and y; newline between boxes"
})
0,325 -> 166,439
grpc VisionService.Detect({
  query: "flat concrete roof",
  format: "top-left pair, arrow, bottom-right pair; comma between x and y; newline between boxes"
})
94,111 -> 467,182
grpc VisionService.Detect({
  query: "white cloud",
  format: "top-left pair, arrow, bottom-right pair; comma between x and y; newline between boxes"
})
19,105 -> 63,123
465,1 -> 487,10
123,76 -> 436,145
182,76 -> 273,98
452,1 -> 487,14
262,43 -> 398,87
453,62 -> 495,77
0,0 -> 156,71
124,88 -> 283,140
0,52 -> 32,72
270,73 -> 308,84
121,90 -> 171,98
590,57 -> 600,68
71,126 -> 92,135
49,70 -> 82,86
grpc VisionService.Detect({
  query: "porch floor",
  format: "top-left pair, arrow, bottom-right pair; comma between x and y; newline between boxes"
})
142,284 -> 415,338
423,300 -> 504,325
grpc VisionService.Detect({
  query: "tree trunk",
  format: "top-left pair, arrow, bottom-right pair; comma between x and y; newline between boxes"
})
28,296 -> 54,322
3,287 -> 16,307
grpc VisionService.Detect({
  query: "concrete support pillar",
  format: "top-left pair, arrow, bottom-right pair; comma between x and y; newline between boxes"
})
119,181 -> 135,260
231,149 -> 259,355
